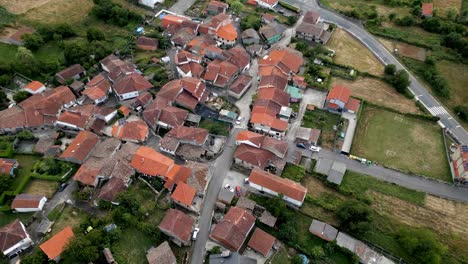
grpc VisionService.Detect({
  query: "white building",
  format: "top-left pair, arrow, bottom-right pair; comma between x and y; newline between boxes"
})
11,194 -> 47,212
256,0 -> 279,9
0,219 -> 33,258
139,0 -> 164,8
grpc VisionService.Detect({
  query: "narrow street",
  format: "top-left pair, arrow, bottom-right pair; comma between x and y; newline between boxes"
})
168,0 -> 197,14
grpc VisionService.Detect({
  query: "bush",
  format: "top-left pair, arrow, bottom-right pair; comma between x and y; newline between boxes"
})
385,69 -> 410,94
397,228 -> 446,264
62,236 -> 99,263
86,27 -> 105,42
384,64 -> 396,75
17,130 -> 34,140
336,200 -> 373,235
13,91 -> 31,103
0,174 -> 12,193
22,33 -> 44,51
91,0 -> 142,26
454,104 -> 468,121
395,15 -> 415,26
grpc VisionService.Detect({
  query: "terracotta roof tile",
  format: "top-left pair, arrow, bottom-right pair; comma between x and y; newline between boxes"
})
146,241 -> 176,264
229,74 -> 252,95
249,169 -> 307,203
165,164 -> 192,189
171,182 -> 196,206
326,85 -> 351,103
131,146 -> 175,176
247,228 -> 276,257
345,97 -> 360,112
112,119 -> 149,142
0,219 -> 28,252
11,194 -> 45,210
113,73 -> 152,95
40,226 -> 74,260
257,87 -> 290,107
217,23 -> 237,41
303,10 -> 320,24
422,3 -> 433,16
158,209 -> 194,244
98,177 -> 127,203
24,81 -> 45,92
60,131 -> 99,163
236,130 -> 264,147
250,113 -> 288,131
56,64 -> 85,81
233,144 -> 275,169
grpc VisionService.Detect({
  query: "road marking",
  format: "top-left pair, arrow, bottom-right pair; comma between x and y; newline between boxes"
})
448,117 -> 453,120
456,125 -> 461,128
428,106 -> 449,116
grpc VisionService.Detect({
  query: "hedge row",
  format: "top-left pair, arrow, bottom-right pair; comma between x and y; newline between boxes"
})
368,27 -> 435,50
31,174 -> 64,182
13,174 -> 33,195
278,1 -> 300,13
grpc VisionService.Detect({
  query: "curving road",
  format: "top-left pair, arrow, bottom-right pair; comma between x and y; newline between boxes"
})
284,0 -> 468,144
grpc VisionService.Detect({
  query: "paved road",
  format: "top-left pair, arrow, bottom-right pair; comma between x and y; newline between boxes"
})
305,148 -> 468,202
284,0 -> 468,144
190,129 -> 241,264
169,0 -> 196,14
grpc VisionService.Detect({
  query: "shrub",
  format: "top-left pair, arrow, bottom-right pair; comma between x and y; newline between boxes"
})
384,64 -> 396,75
454,104 -> 468,121
86,27 -> 105,42
397,228 -> 446,264
336,200 -> 373,235
13,91 -> 31,103
22,33 -> 44,51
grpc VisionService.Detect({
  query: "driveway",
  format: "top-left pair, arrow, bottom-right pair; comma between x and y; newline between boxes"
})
341,112 -> 357,153
169,0 -> 196,14
282,0 -> 468,144
190,128 -> 241,264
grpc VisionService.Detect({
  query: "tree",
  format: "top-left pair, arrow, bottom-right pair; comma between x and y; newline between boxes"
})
397,228 -> 446,264
291,255 -> 304,264
395,15 -> 415,26
21,250 -> 47,264
0,174 -> 12,193
62,236 -> 99,263
86,27 -> 105,42
22,33 -> 44,51
64,41 -> 89,65
17,130 -> 34,140
13,91 -> 31,103
384,64 -> 396,75
15,47 -> 34,63
230,0 -> 243,14
454,104 -> 468,121
442,32 -> 465,50
336,200 -> 373,235
310,246 -> 326,259
392,70 -> 410,93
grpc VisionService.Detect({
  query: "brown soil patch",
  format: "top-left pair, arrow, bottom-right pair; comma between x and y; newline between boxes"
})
24,179 -> 58,198
331,77 -> 421,114
370,191 -> 468,236
22,0 -> 94,25
327,28 -> 384,76
433,0 -> 462,17
378,37 -> 428,61
0,0 -> 51,14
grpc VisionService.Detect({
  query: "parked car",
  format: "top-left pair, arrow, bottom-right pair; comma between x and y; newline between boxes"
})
224,184 -> 234,192
244,178 -> 249,184
192,227 -> 200,240
310,146 -> 321,152
296,143 -> 307,149
58,183 -> 68,192
235,117 -> 243,125
235,186 -> 242,196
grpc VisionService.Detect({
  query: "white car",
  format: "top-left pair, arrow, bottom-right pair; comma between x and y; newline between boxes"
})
224,184 -> 234,192
310,146 -> 321,152
235,117 -> 243,125
192,228 -> 200,240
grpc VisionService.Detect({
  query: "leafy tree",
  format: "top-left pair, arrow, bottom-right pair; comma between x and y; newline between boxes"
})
86,27 -> 105,42
0,174 -> 12,193
442,32 -> 465,50
22,33 -> 44,51
54,24 -> 76,38
21,250 -> 47,264
336,200 -> 373,235
62,236 -> 99,263
291,255 -> 304,264
230,1 -> 243,14
454,104 -> 468,121
310,246 -> 326,259
64,42 -> 89,65
397,228 -> 446,264
395,15 -> 415,26
17,130 -> 34,140
385,69 -> 410,94
15,47 -> 34,63
286,15 -> 298,26
384,64 -> 396,75
13,91 -> 31,103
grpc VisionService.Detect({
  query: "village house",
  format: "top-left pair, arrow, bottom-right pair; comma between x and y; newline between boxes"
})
171,181 -> 198,212
81,74 -> 112,105
22,81 -> 46,94
256,0 -> 279,9
421,2 -> 433,17
295,127 -> 321,146
143,97 -> 189,131
0,86 -> 76,134
221,45 -> 251,72
56,64 -> 86,84
40,226 -> 74,262
159,125 -> 209,155
247,228 -> 276,257
248,169 -> 308,207
241,28 -> 261,45
55,104 -> 112,131
262,13 -> 276,24
171,27 -> 196,48
136,36 -> 158,51
309,219 -> 338,242
209,207 -> 256,251
3,27 -> 35,46
207,0 -> 229,15
203,59 -> 239,88
112,73 -> 153,101
161,14 -> 191,29
452,145 -> 468,184
97,177 -> 127,205
187,35 -> 216,56
11,194 -> 47,212
174,50 -> 204,78
158,209 -> 194,247
203,13 -> 238,47
258,48 -> 304,79
111,118 -> 149,143
259,23 -> 285,44
0,158 -> 18,176
158,77 -> 208,111
0,219 -> 33,258
146,241 -> 177,264
296,22 -> 331,45
59,130 -> 99,164
100,54 -> 126,73
132,92 -> 153,111
186,161 -> 211,196
205,44 -> 224,60
228,74 -> 253,99
325,85 -> 361,113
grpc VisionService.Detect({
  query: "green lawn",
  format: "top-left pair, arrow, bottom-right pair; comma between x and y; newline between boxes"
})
282,163 -> 305,182
0,43 -> 17,64
340,171 -> 426,206
35,43 -> 64,64
0,211 -> 33,227
369,26 -> 441,49
302,109 -> 341,149
269,248 -> 291,264
352,106 -> 451,181
11,155 -> 41,190
199,119 -> 230,136
112,227 -> 155,264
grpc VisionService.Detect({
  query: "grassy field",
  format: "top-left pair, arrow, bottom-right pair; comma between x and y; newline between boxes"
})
49,205 -> 87,236
371,25 -> 441,48
269,248 -> 290,264
199,119 -> 230,136
437,60 -> 468,108
281,163 -> 305,182
112,227 -> 156,264
11,155 -> 40,190
340,171 -> 426,205
352,106 -> 451,181
378,37 -> 428,61
302,109 -> 341,149
433,0 -> 463,17
327,28 -> 384,76
21,0 -> 94,25
24,179 -> 58,198
330,77 -> 421,114
322,0 -> 412,17
0,43 -> 17,64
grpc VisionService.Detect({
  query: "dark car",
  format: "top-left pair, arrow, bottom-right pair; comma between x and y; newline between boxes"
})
58,183 -> 68,192
296,143 -> 307,149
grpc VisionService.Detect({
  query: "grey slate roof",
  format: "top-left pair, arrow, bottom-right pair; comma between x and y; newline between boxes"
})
309,219 -> 338,242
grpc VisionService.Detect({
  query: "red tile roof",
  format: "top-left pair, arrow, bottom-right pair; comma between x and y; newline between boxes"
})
217,23 -> 238,41
60,131 -> 99,163
73,163 -> 101,186
0,219 -> 28,253
262,13 -> 276,23
100,54 -> 125,73
166,126 -> 208,145
113,73 -> 152,95
259,74 -> 288,90
0,159 -> 16,175
131,146 -> 175,177
171,182 -> 196,206
98,177 -> 127,203
303,10 -> 320,24
248,228 -> 276,257
162,14 -> 190,28
262,136 -> 288,158
11,194 -> 45,210
259,49 -> 303,76
234,144 -> 275,169
209,207 -> 255,251
229,74 -> 252,95
119,105 -> 131,116
257,87 -> 290,107
83,74 -> 110,100
250,113 -> 288,131
164,164 -> 192,189
345,97 -> 360,112
422,3 -> 433,16
56,64 -> 85,82
112,119 -> 149,142
236,130 -> 265,147
249,169 -> 307,203
326,86 -> 351,104
40,226 -> 74,260
137,36 -> 158,51
24,81 -> 45,92
158,209 -> 194,244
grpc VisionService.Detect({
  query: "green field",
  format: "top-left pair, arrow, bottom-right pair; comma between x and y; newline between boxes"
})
0,43 -> 17,64
282,163 -> 306,182
352,106 -> 451,181
199,119 -> 230,136
112,227 -> 156,264
340,171 -> 426,205
302,109 -> 341,149
11,154 -> 40,190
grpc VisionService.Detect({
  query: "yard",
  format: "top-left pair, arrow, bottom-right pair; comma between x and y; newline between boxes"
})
0,211 -> 33,227
48,205 -> 87,236
21,0 -> 95,25
0,43 -> 17,65
281,163 -> 305,182
326,29 -> 384,76
199,119 -> 230,136
112,227 -> 156,264
302,109 -> 341,149
23,179 -> 58,198
433,0 -> 463,17
352,106 -> 451,181
11,154 -> 41,190
330,77 -> 421,114
269,248 -> 290,264
378,37 -> 428,61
